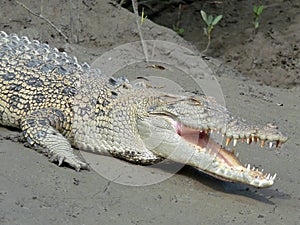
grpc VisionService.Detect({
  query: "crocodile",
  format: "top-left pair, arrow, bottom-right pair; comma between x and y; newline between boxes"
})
0,31 -> 287,188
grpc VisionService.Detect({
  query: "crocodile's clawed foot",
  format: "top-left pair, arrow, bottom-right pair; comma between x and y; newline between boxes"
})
49,152 -> 89,171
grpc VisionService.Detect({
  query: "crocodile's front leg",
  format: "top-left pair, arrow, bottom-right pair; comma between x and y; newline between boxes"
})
21,108 -> 89,171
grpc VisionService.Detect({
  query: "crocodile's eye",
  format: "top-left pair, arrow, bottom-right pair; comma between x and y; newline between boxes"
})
189,97 -> 203,106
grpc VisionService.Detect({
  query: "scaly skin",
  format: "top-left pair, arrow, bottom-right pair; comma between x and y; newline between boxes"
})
0,31 -> 288,188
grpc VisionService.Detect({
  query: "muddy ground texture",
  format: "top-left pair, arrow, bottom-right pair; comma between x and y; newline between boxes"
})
0,0 -> 299,225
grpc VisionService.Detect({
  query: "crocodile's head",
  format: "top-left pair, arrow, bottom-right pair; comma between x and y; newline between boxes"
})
137,94 -> 288,188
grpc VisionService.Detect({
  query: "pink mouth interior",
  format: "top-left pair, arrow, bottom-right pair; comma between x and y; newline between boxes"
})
174,122 -> 242,167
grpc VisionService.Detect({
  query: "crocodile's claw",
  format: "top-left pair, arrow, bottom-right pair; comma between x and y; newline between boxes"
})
48,151 -> 89,171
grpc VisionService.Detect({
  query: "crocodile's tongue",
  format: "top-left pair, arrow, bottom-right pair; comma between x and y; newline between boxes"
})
176,124 -> 243,168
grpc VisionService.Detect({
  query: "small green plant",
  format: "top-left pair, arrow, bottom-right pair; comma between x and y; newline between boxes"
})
140,7 -> 147,26
253,5 -> 264,32
200,10 -> 223,52
173,25 -> 185,35
172,4 -> 184,36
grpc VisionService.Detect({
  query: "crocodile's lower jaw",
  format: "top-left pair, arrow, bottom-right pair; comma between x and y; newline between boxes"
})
176,123 -> 277,188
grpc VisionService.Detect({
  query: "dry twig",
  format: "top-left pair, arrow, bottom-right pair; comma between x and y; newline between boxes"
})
16,0 -> 69,42
131,0 -> 149,62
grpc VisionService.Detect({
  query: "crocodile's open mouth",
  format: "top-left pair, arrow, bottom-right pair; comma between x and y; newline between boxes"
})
138,95 -> 287,188
174,122 -> 281,187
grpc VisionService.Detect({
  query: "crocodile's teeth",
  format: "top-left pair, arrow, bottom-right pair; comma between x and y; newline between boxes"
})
233,139 -> 237,147
246,164 -> 251,172
58,157 -> 63,166
246,137 -> 251,144
276,140 -> 280,148
260,140 -> 265,147
226,137 -> 231,146
269,142 -> 273,148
